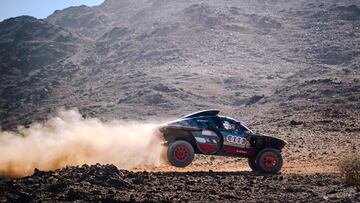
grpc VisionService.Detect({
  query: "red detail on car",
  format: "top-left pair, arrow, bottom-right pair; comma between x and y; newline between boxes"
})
199,143 -> 217,152
223,147 -> 256,156
261,152 -> 277,169
173,146 -> 189,161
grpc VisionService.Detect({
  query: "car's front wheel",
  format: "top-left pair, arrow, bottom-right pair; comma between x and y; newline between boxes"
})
167,140 -> 195,167
256,148 -> 283,174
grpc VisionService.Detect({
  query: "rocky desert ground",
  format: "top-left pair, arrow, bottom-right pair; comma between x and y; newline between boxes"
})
1,164 -> 359,202
0,0 -> 359,202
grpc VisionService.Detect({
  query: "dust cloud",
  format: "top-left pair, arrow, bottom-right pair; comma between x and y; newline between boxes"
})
0,109 -> 165,177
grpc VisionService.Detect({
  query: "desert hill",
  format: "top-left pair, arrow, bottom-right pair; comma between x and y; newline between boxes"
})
1,0 -> 359,130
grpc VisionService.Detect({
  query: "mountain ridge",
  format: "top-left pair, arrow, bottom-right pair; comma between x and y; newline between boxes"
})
0,0 -> 359,130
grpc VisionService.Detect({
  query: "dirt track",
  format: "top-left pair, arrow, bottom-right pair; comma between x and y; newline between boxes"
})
134,159 -> 340,174
1,164 -> 359,202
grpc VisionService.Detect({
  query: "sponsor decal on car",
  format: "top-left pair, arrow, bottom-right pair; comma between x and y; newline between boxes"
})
202,130 -> 213,136
195,137 -> 206,143
226,135 -> 248,145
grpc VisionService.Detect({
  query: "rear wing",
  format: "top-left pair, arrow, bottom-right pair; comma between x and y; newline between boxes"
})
182,109 -> 220,119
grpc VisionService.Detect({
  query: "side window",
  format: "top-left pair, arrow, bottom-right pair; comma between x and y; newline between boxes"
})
222,119 -> 236,131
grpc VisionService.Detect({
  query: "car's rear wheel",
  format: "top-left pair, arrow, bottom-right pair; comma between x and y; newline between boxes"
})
248,158 -> 258,171
167,140 -> 194,167
256,148 -> 283,174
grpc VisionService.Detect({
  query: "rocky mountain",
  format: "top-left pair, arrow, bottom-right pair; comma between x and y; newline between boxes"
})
0,0 -> 359,130
0,16 -> 84,127
268,3 -> 360,135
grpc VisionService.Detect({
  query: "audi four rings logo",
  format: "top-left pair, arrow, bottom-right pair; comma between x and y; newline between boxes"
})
226,135 -> 247,145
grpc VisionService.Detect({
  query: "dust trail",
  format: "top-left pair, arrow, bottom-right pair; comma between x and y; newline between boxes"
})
0,109 -> 165,177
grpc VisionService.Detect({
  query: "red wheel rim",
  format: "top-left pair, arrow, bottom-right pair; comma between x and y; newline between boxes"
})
173,146 -> 189,161
262,153 -> 277,169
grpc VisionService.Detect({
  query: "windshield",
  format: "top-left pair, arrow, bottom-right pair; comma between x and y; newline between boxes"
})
239,123 -> 254,134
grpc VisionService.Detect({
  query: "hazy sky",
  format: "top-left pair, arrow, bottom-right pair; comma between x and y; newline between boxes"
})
0,0 -> 105,21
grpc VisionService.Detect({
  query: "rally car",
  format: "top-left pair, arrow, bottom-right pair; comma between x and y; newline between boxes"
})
158,110 -> 287,174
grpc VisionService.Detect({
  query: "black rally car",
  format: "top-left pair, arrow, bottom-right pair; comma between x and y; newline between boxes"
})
159,110 -> 287,174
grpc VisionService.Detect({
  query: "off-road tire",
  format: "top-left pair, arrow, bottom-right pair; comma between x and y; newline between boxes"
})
167,140 -> 195,167
256,148 -> 283,174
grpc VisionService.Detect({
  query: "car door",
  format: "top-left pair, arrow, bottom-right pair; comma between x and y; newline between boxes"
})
191,117 -> 222,154
220,118 -> 249,149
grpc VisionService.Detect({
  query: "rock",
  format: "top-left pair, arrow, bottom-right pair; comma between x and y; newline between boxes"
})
245,95 -> 265,106
33,168 -> 49,177
17,192 -> 32,202
66,188 -> 80,201
289,120 -> 303,126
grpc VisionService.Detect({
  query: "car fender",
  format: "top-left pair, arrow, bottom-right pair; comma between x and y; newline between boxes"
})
250,133 -> 288,150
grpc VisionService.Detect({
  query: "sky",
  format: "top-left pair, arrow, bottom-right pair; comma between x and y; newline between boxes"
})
0,0 -> 105,21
